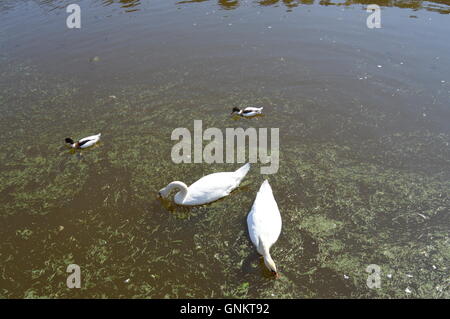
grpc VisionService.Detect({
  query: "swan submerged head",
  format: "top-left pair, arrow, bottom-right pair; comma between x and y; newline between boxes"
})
263,254 -> 278,277
158,181 -> 189,204
258,235 -> 279,277
158,186 -> 170,198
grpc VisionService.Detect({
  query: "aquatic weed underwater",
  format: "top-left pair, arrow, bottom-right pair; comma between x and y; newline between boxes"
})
0,62 -> 449,298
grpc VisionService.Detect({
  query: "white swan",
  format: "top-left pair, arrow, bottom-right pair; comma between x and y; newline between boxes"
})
65,133 -> 101,149
247,180 -> 282,276
159,163 -> 251,206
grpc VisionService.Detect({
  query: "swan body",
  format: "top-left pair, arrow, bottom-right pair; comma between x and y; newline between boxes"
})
247,180 -> 282,275
159,163 -> 251,206
231,107 -> 263,117
65,133 -> 101,149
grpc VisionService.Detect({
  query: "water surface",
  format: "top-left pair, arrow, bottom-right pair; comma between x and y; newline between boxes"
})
0,0 -> 449,298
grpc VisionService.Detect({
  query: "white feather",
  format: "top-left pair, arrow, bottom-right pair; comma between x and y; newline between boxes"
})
232,107 -> 264,117
247,180 -> 282,262
159,163 -> 250,206
241,107 -> 263,117
77,133 -> 101,149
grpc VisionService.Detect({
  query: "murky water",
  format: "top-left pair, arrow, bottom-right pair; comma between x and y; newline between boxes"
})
0,0 -> 449,298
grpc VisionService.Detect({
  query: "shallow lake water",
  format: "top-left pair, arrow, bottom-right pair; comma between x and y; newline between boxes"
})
0,0 -> 449,298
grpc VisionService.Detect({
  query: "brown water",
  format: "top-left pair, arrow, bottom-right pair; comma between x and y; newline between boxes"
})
0,0 -> 449,298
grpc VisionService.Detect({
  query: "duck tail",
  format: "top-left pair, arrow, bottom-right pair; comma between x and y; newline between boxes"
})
234,163 -> 251,181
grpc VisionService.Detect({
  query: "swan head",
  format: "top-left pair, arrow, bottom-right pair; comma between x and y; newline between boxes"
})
158,185 -> 170,198
263,254 -> 278,277
258,238 -> 278,277
158,182 -> 188,201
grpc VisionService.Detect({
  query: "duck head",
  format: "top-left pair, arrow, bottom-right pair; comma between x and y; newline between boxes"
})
65,138 -> 76,148
231,107 -> 241,115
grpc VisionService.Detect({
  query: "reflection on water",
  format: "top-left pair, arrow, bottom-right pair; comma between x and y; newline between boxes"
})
102,0 -> 141,12
1,0 -> 449,13
174,0 -> 450,13
177,0 -> 240,10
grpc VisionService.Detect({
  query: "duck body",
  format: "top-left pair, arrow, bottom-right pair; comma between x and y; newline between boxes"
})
65,133 -> 101,149
159,163 -> 251,206
247,180 -> 282,275
231,107 -> 263,117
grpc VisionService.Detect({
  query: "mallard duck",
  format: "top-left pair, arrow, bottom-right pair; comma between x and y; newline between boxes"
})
231,106 -> 263,117
65,133 -> 101,149
247,180 -> 282,277
158,163 -> 250,206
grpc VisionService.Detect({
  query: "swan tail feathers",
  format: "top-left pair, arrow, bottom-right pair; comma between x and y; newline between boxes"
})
256,179 -> 273,198
260,179 -> 270,190
235,163 -> 251,179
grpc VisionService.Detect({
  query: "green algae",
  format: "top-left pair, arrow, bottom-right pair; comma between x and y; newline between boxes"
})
0,59 -> 448,299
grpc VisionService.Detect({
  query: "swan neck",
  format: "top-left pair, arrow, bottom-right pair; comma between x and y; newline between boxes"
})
259,238 -> 276,273
166,181 -> 188,201
259,239 -> 271,259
